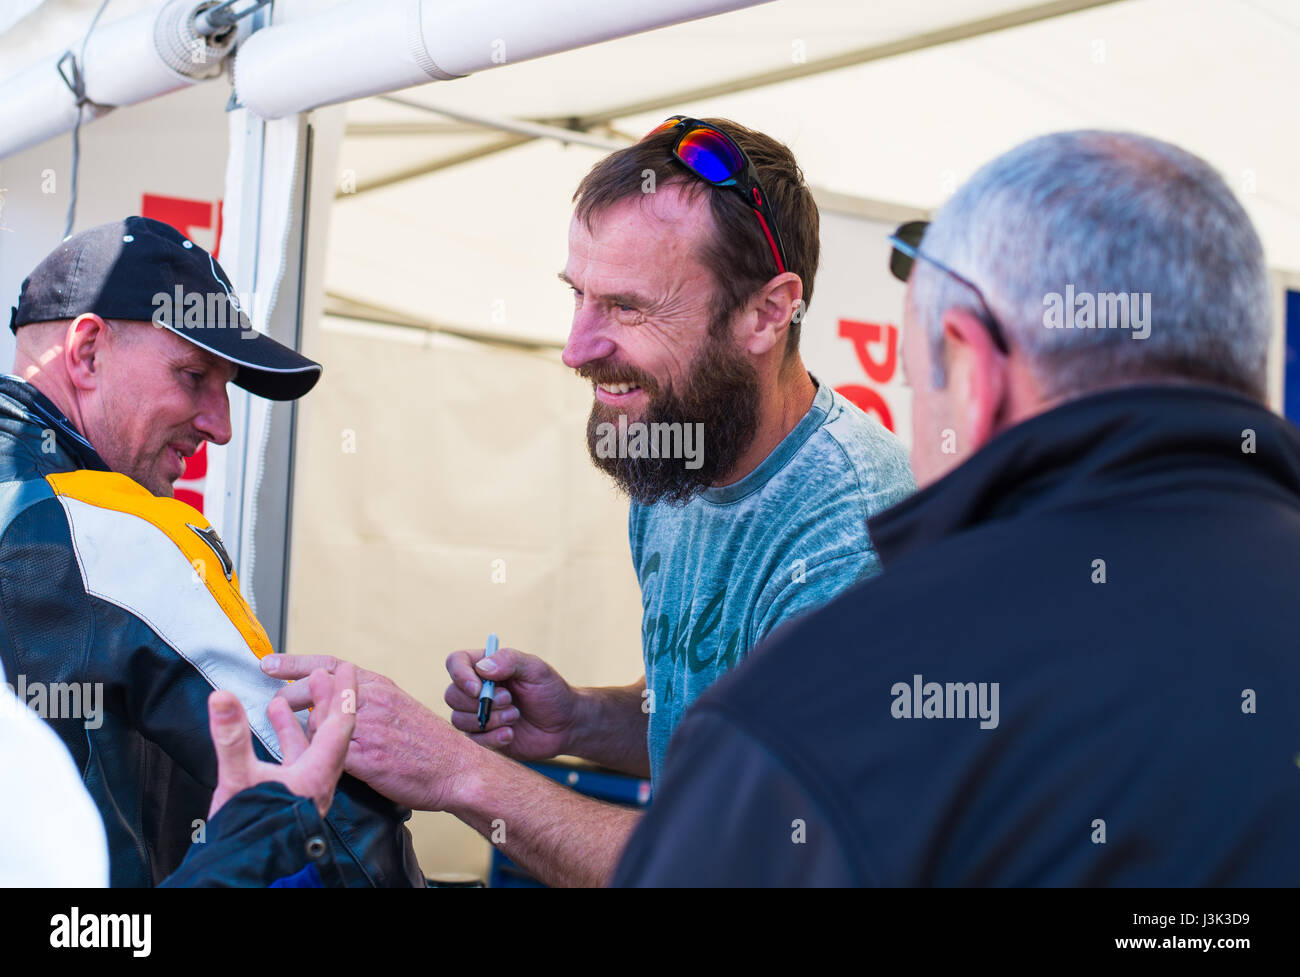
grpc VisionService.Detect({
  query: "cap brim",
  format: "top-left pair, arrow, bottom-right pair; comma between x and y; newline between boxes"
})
163,324 -> 322,401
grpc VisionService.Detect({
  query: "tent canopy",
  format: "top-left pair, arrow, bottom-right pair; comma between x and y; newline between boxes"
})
4,0 -> 1298,348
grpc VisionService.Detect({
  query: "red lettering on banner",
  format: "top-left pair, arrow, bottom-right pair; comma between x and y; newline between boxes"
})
140,193 -> 222,258
183,443 -> 208,480
213,199 -> 223,260
838,319 -> 898,383
174,443 -> 208,513
834,318 -> 899,432
174,488 -> 204,512
834,383 -> 894,432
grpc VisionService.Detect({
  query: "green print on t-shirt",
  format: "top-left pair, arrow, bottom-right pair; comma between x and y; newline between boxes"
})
641,554 -> 743,677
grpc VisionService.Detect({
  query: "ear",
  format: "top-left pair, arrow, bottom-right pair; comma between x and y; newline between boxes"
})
940,306 -> 1009,452
65,314 -> 109,392
736,272 -> 804,357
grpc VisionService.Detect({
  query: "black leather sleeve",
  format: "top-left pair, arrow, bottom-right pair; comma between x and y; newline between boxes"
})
0,498 -> 424,888
160,782 -> 347,888
611,706 -> 859,887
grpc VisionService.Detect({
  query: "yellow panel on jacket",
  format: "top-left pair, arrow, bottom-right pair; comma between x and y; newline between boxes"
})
45,469 -> 273,660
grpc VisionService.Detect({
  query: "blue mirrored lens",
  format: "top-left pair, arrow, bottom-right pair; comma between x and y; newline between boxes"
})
677,128 -> 744,183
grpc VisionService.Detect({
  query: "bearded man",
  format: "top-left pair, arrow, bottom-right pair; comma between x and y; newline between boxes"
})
266,117 -> 913,886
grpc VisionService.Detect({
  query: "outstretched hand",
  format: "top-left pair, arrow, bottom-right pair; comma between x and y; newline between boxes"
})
206,664 -> 357,819
262,654 -> 476,813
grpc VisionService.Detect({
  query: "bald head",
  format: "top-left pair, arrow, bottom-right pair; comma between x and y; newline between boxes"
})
15,318 -> 76,361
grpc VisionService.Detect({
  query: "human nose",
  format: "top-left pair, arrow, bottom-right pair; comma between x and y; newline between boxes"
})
561,305 -> 617,370
197,381 -> 232,446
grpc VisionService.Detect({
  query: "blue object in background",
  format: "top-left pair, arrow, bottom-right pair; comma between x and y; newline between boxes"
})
488,761 -> 652,888
269,863 -> 323,888
1286,289 -> 1300,425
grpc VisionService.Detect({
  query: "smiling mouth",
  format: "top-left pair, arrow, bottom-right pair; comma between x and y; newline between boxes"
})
168,443 -> 196,477
596,382 -> 642,396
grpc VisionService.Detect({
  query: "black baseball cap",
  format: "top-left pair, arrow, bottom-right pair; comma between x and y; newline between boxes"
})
9,216 -> 322,401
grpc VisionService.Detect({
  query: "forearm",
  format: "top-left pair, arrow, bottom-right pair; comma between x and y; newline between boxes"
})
567,678 -> 651,777
450,747 -> 642,887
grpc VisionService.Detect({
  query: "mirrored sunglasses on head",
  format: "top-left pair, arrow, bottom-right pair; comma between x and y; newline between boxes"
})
645,115 -> 789,276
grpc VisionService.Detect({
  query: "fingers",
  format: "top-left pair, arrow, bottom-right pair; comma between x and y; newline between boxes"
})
261,654 -> 341,681
448,646 -> 535,695
299,665 -> 357,815
274,680 -> 317,712
308,667 -> 335,719
209,690 -> 257,792
444,682 -> 511,714
304,667 -> 336,739
473,647 -> 541,686
268,667 -> 345,755
305,699 -> 323,740
446,649 -> 485,697
267,695 -> 309,763
448,704 -> 519,734
465,725 -> 514,751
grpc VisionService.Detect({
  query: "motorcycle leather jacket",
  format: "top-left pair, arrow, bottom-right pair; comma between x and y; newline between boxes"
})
0,375 -> 422,887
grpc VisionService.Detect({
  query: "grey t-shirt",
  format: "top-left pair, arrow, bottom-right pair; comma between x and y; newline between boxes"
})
630,378 -> 914,783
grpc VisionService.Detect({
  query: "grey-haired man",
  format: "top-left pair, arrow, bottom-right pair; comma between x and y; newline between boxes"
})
613,130 -> 1300,886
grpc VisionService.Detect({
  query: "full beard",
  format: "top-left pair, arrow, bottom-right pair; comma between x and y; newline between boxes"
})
581,331 -> 761,506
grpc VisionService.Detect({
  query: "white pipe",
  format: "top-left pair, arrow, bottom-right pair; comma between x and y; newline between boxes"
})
0,0 -> 235,159
233,0 -> 771,120
0,0 -> 767,160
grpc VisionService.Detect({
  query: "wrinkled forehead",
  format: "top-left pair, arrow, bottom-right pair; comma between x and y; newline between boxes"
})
570,182 -> 714,260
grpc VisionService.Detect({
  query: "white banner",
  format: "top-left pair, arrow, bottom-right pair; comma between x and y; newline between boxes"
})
800,206 -> 916,448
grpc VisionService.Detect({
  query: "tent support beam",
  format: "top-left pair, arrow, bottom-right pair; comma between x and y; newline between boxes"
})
337,0 -> 1126,198
346,131 -> 533,195
324,290 -> 565,350
554,0 -> 1127,127
381,95 -> 627,151
345,121 -> 492,137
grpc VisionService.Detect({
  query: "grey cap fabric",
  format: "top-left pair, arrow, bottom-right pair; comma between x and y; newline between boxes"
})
10,216 -> 322,401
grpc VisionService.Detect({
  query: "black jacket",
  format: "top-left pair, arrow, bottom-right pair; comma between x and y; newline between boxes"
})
612,385 -> 1300,886
0,376 -> 422,887
158,782 -> 350,888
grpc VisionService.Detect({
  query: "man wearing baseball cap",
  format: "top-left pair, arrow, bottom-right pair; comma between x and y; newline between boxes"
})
0,217 -> 423,886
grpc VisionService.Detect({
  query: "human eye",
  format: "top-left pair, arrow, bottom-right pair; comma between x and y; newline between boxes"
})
610,297 -> 643,319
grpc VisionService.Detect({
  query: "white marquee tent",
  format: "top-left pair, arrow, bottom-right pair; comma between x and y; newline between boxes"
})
1,0 -> 1297,879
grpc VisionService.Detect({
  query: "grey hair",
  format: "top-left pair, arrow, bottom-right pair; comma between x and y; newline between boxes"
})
909,130 -> 1272,401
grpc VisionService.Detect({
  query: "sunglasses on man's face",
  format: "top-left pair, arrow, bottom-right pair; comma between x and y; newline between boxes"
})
887,220 -> 1010,355
646,116 -> 789,276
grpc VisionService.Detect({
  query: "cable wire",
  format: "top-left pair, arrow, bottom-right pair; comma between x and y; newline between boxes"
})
59,0 -> 113,239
